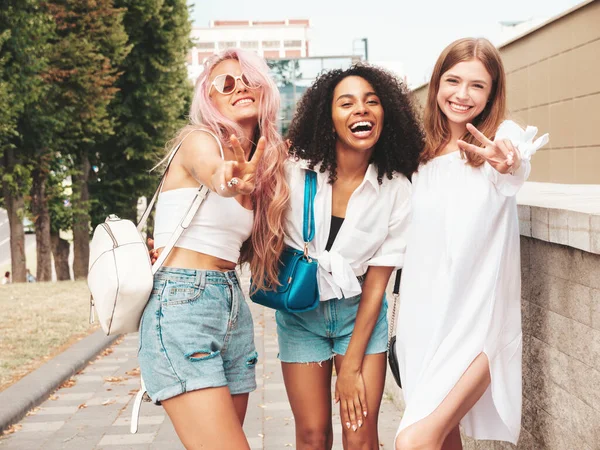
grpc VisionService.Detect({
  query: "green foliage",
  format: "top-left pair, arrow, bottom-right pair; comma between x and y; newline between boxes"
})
0,0 -> 53,210
44,0 -> 130,150
37,0 -> 130,237
1,0 -> 192,241
90,0 -> 192,226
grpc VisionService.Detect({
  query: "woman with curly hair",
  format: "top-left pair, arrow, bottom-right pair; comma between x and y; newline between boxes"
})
278,64 -> 423,449
140,49 -> 289,449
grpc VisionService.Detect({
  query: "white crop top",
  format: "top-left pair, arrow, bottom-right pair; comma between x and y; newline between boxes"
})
153,130 -> 254,263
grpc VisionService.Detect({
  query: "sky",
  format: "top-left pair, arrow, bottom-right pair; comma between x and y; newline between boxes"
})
188,0 -> 585,86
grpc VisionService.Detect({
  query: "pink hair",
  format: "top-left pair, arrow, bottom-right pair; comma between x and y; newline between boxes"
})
168,49 -> 289,291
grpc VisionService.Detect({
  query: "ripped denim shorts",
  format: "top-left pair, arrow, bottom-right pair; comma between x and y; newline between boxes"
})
138,267 -> 257,403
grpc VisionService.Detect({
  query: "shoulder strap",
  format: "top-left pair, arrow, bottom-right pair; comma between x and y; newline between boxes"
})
137,128 -> 224,231
151,185 -> 210,274
388,269 -> 402,344
303,170 -> 317,243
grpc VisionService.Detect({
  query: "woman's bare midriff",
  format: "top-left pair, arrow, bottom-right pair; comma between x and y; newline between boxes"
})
157,246 -> 237,271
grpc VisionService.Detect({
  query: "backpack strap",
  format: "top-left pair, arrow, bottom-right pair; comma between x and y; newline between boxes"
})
137,128 -> 223,232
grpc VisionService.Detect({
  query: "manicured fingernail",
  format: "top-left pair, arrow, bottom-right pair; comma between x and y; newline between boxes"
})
352,424 -> 357,432
346,422 -> 351,429
363,411 -> 367,417
358,420 -> 363,427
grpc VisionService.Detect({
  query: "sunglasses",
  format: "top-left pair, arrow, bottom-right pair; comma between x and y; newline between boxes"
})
210,72 -> 260,95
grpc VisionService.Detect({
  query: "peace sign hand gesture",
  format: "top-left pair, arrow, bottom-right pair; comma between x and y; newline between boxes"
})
217,135 -> 266,196
457,123 -> 521,175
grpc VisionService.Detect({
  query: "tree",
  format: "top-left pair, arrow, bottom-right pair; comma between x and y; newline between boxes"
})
0,1 -> 53,283
44,0 -> 129,279
90,0 -> 192,228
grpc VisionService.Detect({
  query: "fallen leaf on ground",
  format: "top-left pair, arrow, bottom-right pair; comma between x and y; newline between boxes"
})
126,367 -> 140,376
104,376 -> 127,383
25,407 -> 40,416
78,403 -> 87,409
98,347 -> 114,358
2,424 -> 22,436
60,378 -> 76,389
49,395 -> 58,401
102,399 -> 116,406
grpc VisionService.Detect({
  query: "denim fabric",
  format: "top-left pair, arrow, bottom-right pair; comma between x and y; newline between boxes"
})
275,291 -> 388,363
138,267 -> 257,403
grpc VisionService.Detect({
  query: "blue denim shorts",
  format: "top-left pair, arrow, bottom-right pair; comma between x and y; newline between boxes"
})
138,267 -> 257,403
275,291 -> 388,363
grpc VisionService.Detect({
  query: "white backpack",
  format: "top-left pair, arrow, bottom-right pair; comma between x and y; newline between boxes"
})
87,130 -> 216,335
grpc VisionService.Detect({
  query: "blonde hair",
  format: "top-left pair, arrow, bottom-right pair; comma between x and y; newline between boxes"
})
421,37 -> 507,166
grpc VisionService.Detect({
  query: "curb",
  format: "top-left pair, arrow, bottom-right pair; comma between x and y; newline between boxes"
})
0,329 -> 120,433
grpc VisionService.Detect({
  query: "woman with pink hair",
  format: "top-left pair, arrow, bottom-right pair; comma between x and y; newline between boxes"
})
138,49 -> 289,449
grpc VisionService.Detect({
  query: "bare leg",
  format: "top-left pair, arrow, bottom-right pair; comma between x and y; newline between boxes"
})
162,386 -> 250,450
335,352 -> 387,450
232,393 -> 250,425
441,426 -> 462,450
395,352 -> 491,450
282,360 -> 334,450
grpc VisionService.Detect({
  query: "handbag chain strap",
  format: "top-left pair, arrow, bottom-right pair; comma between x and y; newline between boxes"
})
387,269 -> 402,347
302,170 -> 317,258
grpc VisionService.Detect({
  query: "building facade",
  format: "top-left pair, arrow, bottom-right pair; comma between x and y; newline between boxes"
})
187,19 -> 310,81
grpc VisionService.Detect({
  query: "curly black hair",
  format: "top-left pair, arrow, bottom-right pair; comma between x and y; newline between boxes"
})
287,64 -> 424,183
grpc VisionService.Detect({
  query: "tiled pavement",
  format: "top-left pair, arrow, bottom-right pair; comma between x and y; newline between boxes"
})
0,274 -> 401,449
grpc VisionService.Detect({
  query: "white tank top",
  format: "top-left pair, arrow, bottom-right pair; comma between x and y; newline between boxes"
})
153,130 -> 254,263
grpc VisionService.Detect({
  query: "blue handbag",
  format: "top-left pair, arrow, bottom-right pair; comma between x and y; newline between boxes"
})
250,170 -> 320,313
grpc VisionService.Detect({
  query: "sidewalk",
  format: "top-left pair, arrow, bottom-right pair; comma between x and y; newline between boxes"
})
0,275 -> 401,449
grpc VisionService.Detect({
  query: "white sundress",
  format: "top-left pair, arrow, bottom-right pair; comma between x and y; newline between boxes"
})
395,121 -> 549,444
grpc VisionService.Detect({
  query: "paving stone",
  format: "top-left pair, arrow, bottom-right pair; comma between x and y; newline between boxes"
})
97,433 -> 156,446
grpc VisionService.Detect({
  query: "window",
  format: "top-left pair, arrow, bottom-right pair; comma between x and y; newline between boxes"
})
240,41 -> 258,49
284,40 -> 302,48
218,41 -> 237,49
262,40 -> 281,49
196,42 -> 215,50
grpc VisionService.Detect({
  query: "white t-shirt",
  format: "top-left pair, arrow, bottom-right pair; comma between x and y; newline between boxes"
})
284,158 -> 411,301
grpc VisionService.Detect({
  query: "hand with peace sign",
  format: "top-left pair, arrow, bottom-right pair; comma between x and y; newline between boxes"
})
457,123 -> 521,175
217,135 -> 266,196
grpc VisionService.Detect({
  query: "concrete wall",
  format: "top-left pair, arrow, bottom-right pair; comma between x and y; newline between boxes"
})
411,0 -> 600,184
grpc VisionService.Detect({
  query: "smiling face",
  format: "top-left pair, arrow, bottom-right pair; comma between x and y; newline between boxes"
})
436,59 -> 493,127
208,58 -> 261,126
331,76 -> 384,154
